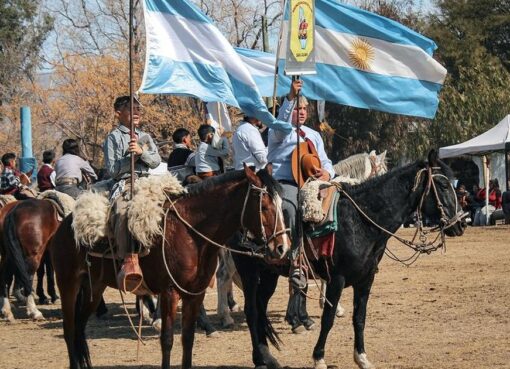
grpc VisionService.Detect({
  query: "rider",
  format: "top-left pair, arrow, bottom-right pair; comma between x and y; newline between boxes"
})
37,150 -> 56,192
0,152 -> 29,200
167,128 -> 195,168
55,139 -> 97,199
232,115 -> 267,171
194,124 -> 229,179
103,95 -> 161,293
268,79 -> 335,282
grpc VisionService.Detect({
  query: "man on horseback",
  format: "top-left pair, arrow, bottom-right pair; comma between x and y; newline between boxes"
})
0,153 -> 29,200
268,80 -> 335,284
103,95 -> 161,292
232,116 -> 267,170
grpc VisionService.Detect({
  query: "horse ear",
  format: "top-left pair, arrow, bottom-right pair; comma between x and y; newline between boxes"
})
243,163 -> 262,186
369,150 -> 376,158
428,149 -> 439,166
265,163 -> 273,175
379,150 -> 387,162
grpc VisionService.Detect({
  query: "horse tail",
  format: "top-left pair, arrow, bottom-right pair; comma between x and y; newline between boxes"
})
74,287 -> 92,368
2,210 -> 32,294
257,295 -> 282,350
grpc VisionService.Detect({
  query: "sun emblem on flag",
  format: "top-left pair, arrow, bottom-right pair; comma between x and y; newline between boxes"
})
348,38 -> 375,71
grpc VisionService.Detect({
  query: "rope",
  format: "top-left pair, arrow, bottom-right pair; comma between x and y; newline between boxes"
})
164,192 -> 265,259
160,209 -> 209,296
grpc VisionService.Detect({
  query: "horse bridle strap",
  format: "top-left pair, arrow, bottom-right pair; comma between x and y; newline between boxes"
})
163,192 -> 265,259
240,184 -> 290,246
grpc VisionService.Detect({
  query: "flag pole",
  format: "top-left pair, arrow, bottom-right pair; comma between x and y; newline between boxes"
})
129,0 -> 135,195
271,0 -> 287,116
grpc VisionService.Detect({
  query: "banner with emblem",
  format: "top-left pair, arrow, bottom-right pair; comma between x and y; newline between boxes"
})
239,0 -> 447,119
284,0 -> 316,76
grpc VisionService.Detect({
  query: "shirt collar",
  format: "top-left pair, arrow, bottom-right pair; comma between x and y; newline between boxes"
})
44,163 -> 54,169
118,124 -> 140,135
174,143 -> 189,149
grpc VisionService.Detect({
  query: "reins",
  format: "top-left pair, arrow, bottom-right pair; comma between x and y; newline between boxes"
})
159,181 -> 288,296
328,165 -> 466,266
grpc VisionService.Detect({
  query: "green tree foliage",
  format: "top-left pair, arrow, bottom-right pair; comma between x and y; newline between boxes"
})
0,0 -> 53,104
414,0 -> 510,154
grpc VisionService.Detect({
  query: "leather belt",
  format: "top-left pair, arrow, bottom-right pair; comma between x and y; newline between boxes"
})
197,171 -> 219,179
56,177 -> 79,186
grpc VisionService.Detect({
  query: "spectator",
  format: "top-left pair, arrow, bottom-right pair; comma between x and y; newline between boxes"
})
37,150 -> 56,192
502,181 -> 510,224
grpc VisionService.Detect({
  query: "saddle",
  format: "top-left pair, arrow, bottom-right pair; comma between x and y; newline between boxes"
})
301,180 -> 340,259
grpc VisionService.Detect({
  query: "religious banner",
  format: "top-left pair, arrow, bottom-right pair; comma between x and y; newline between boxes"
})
284,0 -> 316,75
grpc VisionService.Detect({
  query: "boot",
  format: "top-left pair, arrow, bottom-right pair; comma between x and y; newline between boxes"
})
117,254 -> 143,293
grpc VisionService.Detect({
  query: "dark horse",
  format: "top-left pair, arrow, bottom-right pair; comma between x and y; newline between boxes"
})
50,165 -> 290,369
0,195 -> 65,321
232,151 -> 466,369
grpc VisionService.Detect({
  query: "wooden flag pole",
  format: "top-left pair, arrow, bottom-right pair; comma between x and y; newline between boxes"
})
129,0 -> 135,196
271,0 -> 287,116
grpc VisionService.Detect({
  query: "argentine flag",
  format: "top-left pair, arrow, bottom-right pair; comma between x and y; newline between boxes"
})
238,0 -> 447,119
139,0 -> 291,132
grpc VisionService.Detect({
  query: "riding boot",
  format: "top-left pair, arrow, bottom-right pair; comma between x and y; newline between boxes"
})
117,254 -> 143,293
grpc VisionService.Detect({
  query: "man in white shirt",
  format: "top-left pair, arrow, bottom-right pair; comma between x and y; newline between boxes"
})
232,116 -> 267,171
195,124 -> 229,178
268,79 -> 334,280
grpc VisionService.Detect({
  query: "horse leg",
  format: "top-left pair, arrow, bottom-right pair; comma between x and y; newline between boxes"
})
196,303 -> 218,337
160,290 -> 179,369
60,275 -> 84,369
180,295 -> 204,369
312,274 -> 345,369
352,275 -> 376,369
320,279 -> 345,317
25,274 -> 44,320
217,250 -> 235,328
73,281 -> 106,369
0,260 -> 15,322
255,271 -> 281,369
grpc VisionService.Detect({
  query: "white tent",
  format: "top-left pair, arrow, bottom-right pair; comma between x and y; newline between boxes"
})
439,115 -> 510,225
439,115 -> 510,158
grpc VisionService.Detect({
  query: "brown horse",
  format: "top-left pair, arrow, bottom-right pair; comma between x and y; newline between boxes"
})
50,165 -> 290,369
0,193 -> 71,321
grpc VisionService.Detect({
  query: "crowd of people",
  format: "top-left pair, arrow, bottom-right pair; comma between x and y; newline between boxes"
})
456,179 -> 510,225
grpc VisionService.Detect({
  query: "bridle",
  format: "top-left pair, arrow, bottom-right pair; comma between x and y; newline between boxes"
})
368,155 -> 386,178
413,166 -> 467,233
330,164 -> 466,266
240,183 -> 290,251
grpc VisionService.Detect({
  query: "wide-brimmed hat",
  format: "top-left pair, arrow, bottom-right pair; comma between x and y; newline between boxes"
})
291,140 -> 321,188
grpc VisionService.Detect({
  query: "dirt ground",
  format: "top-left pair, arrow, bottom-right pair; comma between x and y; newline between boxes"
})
1,226 -> 509,369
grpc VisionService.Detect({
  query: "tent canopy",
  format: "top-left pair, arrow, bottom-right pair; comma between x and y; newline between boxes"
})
439,115 -> 510,158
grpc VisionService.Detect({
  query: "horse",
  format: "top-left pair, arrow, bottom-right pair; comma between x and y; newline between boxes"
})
216,150 -> 388,329
50,165 -> 290,369
231,151 -> 466,369
0,192 -> 73,321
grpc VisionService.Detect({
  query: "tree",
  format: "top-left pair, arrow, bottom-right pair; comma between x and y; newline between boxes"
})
0,0 -> 53,105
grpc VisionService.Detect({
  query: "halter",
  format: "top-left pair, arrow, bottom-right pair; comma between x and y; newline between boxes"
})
240,183 -> 290,249
331,164 -> 466,266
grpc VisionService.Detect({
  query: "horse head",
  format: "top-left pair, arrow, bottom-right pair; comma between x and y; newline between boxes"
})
242,164 -> 291,261
417,150 -> 466,237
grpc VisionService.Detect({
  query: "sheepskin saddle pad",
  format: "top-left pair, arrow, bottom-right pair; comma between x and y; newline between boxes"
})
37,190 -> 75,219
72,173 -> 186,249
301,179 -> 339,224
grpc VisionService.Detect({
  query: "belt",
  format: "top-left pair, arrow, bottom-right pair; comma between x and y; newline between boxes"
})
56,177 -> 79,186
197,171 -> 219,179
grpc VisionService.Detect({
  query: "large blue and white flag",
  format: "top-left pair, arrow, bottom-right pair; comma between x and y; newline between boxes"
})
237,0 -> 447,119
139,0 -> 291,132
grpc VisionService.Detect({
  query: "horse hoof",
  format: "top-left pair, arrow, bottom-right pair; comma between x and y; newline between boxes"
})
221,316 -> 235,329
336,304 -> 346,317
152,319 -> 162,332
354,351 -> 375,369
30,312 -> 45,321
230,303 -> 241,313
291,324 -> 306,334
206,330 -> 220,338
314,358 -> 327,369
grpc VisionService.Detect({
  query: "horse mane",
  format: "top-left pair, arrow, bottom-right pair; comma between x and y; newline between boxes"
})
344,160 -> 426,196
333,153 -> 369,179
185,168 -> 282,198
